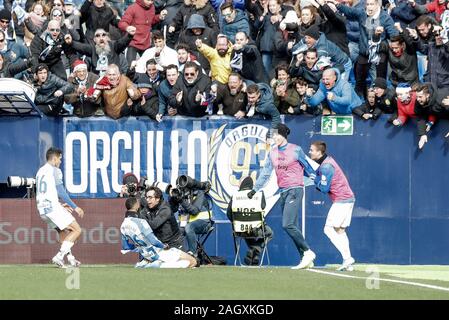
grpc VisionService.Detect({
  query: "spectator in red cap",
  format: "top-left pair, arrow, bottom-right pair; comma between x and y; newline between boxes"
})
65,59 -> 103,117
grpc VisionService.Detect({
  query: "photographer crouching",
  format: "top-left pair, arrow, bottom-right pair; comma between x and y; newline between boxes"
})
170,175 -> 213,257
119,172 -> 186,251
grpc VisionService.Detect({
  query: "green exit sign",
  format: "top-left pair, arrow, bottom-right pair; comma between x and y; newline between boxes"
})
321,116 -> 354,135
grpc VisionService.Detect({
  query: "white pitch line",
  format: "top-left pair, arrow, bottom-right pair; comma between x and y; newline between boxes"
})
307,268 -> 449,293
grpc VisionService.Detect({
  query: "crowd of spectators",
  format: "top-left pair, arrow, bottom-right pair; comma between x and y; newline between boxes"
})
1,0 -> 449,146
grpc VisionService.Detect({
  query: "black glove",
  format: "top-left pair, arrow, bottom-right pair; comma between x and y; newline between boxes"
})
247,190 -> 256,199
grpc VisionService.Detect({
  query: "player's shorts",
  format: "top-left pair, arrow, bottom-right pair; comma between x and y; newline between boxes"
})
325,201 -> 355,228
158,248 -> 183,263
39,204 -> 75,230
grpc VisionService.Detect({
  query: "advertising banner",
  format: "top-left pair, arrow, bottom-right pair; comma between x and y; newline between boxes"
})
64,117 -> 280,220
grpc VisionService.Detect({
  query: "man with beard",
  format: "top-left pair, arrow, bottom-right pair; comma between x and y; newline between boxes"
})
230,31 -> 268,83
96,64 -> 142,119
196,34 -> 232,84
64,59 -> 102,117
392,83 -> 437,149
156,64 -> 180,121
414,83 -> 449,134
30,20 -> 72,80
175,43 -> 204,74
213,72 -> 249,118
33,63 -> 74,116
64,27 -> 136,76
178,14 -> 217,74
168,61 -> 212,117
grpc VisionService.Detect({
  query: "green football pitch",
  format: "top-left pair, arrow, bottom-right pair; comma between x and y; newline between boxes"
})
1,264 -> 449,300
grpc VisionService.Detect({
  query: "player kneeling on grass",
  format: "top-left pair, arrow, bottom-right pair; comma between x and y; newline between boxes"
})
120,197 -> 197,268
308,141 -> 355,271
36,147 -> 84,268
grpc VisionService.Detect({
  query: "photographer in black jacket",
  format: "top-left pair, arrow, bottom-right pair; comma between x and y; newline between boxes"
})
172,175 -> 213,256
141,186 -> 186,250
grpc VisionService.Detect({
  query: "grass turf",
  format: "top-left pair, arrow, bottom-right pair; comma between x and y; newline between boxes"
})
1,264 -> 449,300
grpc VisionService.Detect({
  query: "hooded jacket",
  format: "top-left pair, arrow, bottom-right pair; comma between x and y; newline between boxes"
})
253,82 -> 281,128
170,0 -> 219,33
220,9 -> 250,43
306,68 -> 362,114
119,0 -> 160,51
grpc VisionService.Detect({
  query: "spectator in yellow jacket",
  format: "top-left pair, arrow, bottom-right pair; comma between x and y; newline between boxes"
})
195,34 -> 232,85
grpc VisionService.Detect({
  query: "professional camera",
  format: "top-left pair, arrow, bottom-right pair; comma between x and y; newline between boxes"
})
139,177 -> 173,195
170,175 -> 211,204
122,172 -> 141,197
7,176 -> 36,188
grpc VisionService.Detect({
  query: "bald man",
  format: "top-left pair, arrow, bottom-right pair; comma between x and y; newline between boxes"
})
305,68 -> 362,115
99,64 -> 141,119
30,19 -> 70,80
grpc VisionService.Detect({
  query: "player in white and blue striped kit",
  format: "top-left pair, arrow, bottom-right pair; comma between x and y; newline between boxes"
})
120,197 -> 197,268
36,147 -> 84,268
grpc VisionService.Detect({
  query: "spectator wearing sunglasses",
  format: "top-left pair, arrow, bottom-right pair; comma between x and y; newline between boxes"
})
0,8 -> 14,42
169,61 -> 212,117
64,26 -> 136,76
30,19 -> 73,80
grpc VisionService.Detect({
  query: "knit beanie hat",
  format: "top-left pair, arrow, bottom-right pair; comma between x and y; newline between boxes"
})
373,77 -> 387,90
304,25 -> 320,40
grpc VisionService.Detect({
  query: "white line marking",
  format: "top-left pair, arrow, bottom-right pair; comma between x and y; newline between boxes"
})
308,268 -> 449,293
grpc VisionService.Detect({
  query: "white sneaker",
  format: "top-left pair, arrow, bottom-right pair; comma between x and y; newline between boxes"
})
337,257 -> 355,271
51,255 -> 67,268
67,256 -> 81,267
291,250 -> 316,269
135,259 -> 150,268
